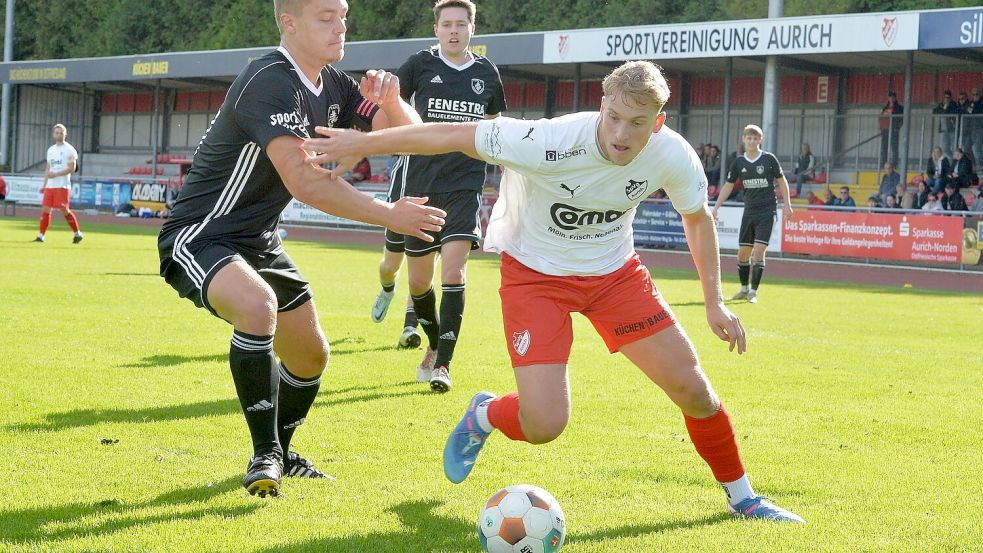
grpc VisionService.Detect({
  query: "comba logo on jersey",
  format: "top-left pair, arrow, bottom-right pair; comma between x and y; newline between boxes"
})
550,202 -> 627,231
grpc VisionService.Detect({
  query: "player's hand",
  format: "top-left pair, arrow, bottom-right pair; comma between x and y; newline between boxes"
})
360,70 -> 400,108
710,205 -> 719,222
706,302 -> 746,354
302,127 -> 367,178
388,196 -> 446,242
783,203 -> 794,218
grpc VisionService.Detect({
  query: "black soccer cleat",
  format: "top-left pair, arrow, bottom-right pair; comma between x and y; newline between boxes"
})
243,452 -> 282,497
33,236 -> 45,243
72,234 -> 83,244
283,451 -> 333,479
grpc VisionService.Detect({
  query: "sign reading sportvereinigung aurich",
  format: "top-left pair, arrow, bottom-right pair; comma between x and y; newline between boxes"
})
543,12 -> 919,63
918,9 -> 983,49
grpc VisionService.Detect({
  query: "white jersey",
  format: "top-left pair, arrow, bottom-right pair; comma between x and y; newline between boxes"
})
475,112 -> 707,276
46,142 -> 78,189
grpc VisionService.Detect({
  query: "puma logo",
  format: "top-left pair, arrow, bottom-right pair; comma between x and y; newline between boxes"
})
522,128 -> 534,141
559,183 -> 580,197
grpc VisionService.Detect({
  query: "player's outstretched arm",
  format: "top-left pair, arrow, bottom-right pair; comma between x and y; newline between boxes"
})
302,123 -> 480,178
267,135 -> 446,242
680,205 -> 747,354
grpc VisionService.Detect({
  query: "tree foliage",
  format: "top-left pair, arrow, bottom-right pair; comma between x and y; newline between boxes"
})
0,0 -> 971,60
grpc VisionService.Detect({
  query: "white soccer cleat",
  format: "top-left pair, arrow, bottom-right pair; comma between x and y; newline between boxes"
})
371,288 -> 395,323
747,290 -> 758,304
429,365 -> 451,393
417,348 -> 437,383
398,326 -> 422,349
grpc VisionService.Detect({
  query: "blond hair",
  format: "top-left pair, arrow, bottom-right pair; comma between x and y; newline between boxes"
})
742,124 -> 763,137
273,0 -> 310,33
433,0 -> 475,23
602,61 -> 669,111
53,123 -> 67,133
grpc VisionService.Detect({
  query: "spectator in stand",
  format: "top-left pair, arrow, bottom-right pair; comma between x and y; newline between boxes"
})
950,148 -> 976,189
896,182 -> 913,209
957,91 -> 972,160
823,189 -> 836,206
883,194 -> 898,210
348,157 -> 372,182
932,90 -> 959,158
925,146 -> 951,193
865,197 -> 880,211
867,193 -> 883,208
921,192 -> 943,213
834,186 -> 856,207
879,91 -> 903,166
793,143 -> 816,198
878,162 -> 900,204
970,189 -> 983,212
967,88 -> 983,167
0,173 -> 6,200
912,179 -> 931,210
806,191 -> 825,206
704,144 -> 721,185
940,182 -> 967,212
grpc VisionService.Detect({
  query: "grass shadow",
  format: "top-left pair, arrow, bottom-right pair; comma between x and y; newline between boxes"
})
119,353 -> 227,368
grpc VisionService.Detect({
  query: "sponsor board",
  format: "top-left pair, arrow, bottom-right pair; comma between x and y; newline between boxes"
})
2,176 -> 134,209
715,205 -> 783,252
919,8 -> 983,49
781,211 -> 963,264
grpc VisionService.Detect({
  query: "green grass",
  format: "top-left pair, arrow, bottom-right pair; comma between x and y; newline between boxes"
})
0,218 -> 980,552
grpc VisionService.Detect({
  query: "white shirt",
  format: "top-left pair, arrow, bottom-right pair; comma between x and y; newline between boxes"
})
474,113 -> 707,276
46,142 -> 78,189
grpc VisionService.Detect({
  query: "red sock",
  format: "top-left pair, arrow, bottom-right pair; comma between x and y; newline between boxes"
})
64,210 -> 80,232
486,392 -> 527,442
684,404 -> 746,483
39,212 -> 52,234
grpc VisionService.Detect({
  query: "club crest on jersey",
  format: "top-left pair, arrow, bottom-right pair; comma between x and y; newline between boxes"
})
471,78 -> 485,95
756,165 -> 764,175
328,104 -> 340,127
625,179 -> 649,201
512,330 -> 531,357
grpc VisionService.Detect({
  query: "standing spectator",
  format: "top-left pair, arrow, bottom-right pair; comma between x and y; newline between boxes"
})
925,146 -> 951,193
35,124 -> 83,244
967,88 -> 983,167
879,91 -> 903,166
950,148 -> 976,189
940,182 -> 967,211
932,90 -> 959,158
704,144 -> 721,185
793,143 -> 816,198
878,162 -> 900,204
834,186 -> 856,207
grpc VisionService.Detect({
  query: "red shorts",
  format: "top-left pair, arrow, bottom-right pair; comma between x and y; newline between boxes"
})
42,188 -> 71,209
499,253 -> 676,367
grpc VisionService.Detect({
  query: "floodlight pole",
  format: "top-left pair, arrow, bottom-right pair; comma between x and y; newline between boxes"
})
761,0 -> 783,152
1,0 -> 14,168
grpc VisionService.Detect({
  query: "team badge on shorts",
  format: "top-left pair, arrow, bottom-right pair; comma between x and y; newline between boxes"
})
471,78 -> 485,95
512,330 -> 531,357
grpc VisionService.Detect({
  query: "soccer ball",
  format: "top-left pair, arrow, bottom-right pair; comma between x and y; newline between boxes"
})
478,484 -> 566,553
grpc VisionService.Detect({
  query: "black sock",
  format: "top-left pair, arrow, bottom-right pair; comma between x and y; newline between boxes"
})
435,284 -> 465,369
404,305 -> 418,328
382,282 -> 395,293
411,287 -> 439,350
751,262 -> 765,290
229,330 -> 281,458
738,262 -> 750,287
276,362 -> 321,455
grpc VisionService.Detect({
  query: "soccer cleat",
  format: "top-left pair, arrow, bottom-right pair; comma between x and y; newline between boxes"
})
729,496 -> 806,523
72,234 -> 83,244
730,290 -> 748,300
443,391 -> 496,484
429,365 -> 451,393
283,451 -> 334,479
416,348 -> 437,383
34,236 -> 45,243
747,290 -> 758,304
398,326 -> 422,349
243,452 -> 282,498
371,288 -> 395,323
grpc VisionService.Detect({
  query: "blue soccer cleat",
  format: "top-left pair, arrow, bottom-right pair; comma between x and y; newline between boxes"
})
443,391 -> 495,484
730,496 -> 806,523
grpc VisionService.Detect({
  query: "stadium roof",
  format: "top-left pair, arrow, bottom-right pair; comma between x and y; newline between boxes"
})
0,7 -> 980,91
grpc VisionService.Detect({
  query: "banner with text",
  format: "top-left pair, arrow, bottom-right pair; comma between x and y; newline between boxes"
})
782,211 -> 963,264
633,201 -> 687,247
715,205 -> 783,252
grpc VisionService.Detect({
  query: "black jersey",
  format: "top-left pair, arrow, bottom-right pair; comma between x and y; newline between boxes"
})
159,48 -> 378,258
725,150 -> 785,214
396,48 -> 506,194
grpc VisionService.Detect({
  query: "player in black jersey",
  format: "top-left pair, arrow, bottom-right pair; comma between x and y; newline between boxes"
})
157,0 -> 445,498
371,0 -> 506,393
711,125 -> 793,304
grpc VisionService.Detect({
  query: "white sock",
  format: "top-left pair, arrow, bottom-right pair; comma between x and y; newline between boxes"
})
75,231 -> 83,237
740,285 -> 749,292
721,474 -> 756,507
749,288 -> 756,293
474,397 -> 496,433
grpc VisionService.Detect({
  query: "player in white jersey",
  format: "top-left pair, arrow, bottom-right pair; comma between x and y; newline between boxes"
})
36,124 -> 83,244
301,61 -> 805,523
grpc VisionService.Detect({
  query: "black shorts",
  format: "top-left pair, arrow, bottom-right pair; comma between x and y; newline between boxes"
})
159,237 -> 312,319
384,158 -> 408,253
403,190 -> 481,257
738,211 -> 776,247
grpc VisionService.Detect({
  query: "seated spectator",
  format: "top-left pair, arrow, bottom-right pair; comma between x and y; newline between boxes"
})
925,146 -> 951,193
867,193 -> 883,208
878,162 -> 901,203
823,189 -> 836,206
883,194 -> 899,209
866,197 -> 880,211
912,179 -> 931,209
793,143 -> 816,197
940,182 -> 967,211
704,145 -> 721,185
806,191 -> 825,206
348,157 -> 372,182
921,192 -> 943,213
950,148 -> 976,189
833,186 -> 856,207
970,189 -> 983,212
0,174 -> 6,200
896,183 -> 914,209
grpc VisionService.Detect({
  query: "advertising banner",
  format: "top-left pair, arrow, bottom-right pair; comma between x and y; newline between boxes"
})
918,8 -> 983,49
74,180 -> 132,210
4,176 -> 44,205
633,201 -> 687,247
281,190 -> 384,226
714,205 -> 783,252
782,211 -> 963,264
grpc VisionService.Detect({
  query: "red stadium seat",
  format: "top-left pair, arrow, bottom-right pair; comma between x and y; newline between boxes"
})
813,171 -> 827,184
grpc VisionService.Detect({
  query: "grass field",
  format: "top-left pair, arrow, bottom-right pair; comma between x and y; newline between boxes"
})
1,218 -> 980,552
